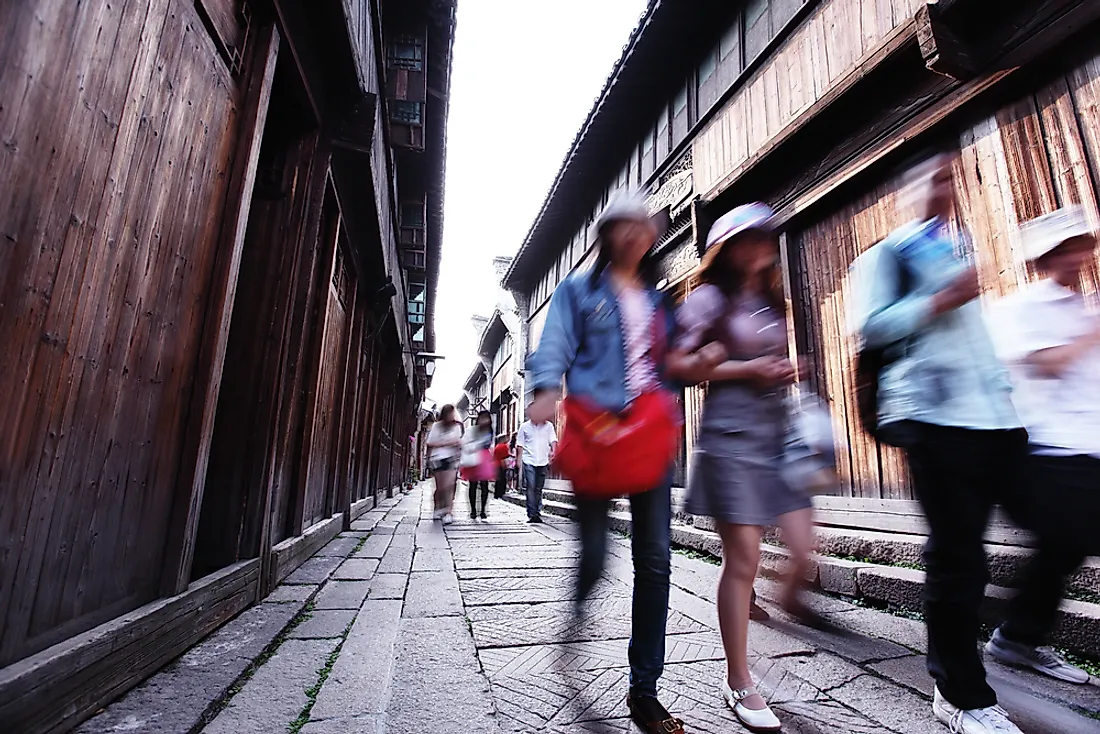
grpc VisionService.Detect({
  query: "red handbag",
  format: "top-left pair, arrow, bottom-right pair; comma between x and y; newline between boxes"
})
553,390 -> 680,499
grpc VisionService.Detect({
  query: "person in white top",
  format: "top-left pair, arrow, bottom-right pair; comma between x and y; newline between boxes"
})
985,205 -> 1098,686
426,404 -> 464,525
516,413 -> 557,523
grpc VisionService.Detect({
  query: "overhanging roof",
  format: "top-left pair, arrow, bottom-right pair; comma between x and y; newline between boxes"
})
501,0 -> 740,291
476,310 -> 509,357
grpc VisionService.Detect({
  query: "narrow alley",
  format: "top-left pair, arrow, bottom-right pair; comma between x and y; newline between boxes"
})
80,485 -> 1100,734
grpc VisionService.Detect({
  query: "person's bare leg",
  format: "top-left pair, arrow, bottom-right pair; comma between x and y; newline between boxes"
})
777,507 -> 815,607
716,522 -> 767,710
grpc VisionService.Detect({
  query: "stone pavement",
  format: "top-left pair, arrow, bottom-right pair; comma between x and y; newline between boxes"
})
84,483 -> 1100,733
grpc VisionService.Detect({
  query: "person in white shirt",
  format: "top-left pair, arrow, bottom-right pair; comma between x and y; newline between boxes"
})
426,404 -> 464,525
516,413 -> 557,523
986,205 -> 1098,685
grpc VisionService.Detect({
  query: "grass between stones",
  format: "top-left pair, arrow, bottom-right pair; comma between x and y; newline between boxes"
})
289,635 -> 347,733
201,601 -> 317,725
350,534 -> 369,554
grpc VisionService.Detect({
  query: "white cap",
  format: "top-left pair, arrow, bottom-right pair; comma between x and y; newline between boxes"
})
596,191 -> 653,233
1019,205 -> 1096,261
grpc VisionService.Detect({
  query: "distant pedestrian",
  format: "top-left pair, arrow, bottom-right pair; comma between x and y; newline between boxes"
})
516,412 -> 557,523
426,404 -> 463,525
985,205 -> 1098,685
667,202 -> 818,732
462,410 -> 495,520
851,152 -> 1026,734
492,437 -> 511,499
526,192 -> 685,734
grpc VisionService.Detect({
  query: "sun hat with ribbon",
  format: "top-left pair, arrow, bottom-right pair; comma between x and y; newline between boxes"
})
698,202 -> 777,273
1018,204 -> 1097,262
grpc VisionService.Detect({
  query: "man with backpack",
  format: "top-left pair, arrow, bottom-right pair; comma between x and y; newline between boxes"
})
850,152 -> 1027,734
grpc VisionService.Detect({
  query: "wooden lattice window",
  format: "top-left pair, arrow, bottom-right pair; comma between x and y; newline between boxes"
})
195,0 -> 252,75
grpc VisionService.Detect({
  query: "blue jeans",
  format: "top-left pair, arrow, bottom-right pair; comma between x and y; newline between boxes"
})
575,480 -> 672,697
523,463 -> 547,519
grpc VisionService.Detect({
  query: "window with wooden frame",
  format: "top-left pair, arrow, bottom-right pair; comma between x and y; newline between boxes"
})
407,281 -> 426,325
697,44 -> 721,117
744,0 -> 772,64
388,33 -> 427,149
656,104 -> 670,162
194,0 -> 251,74
672,84 -> 690,147
640,128 -> 655,180
389,38 -> 424,71
718,14 -> 744,89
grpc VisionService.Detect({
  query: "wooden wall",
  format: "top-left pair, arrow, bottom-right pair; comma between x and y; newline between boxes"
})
793,47 -> 1100,500
0,0 -> 239,666
693,0 -> 925,199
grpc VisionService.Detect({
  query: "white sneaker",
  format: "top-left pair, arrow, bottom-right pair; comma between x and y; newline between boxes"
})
441,513 -> 454,526
933,686 -> 1022,733
985,627 -> 1090,684
722,682 -> 781,732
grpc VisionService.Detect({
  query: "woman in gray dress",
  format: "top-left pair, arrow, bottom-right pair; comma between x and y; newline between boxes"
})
667,202 -> 816,732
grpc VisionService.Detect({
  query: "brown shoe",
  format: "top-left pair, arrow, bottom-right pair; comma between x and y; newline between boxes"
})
627,693 -> 684,734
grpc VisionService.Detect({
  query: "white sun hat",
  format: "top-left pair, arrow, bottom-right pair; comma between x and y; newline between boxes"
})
1018,205 -> 1097,261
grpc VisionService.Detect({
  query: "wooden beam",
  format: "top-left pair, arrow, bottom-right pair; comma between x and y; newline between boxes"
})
270,0 -> 327,123
772,67 -> 1017,227
1,561 -> 258,734
703,17 -> 919,203
161,24 -> 281,597
916,3 -> 977,81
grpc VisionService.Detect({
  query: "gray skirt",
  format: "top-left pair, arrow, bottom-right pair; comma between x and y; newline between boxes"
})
685,384 -> 812,526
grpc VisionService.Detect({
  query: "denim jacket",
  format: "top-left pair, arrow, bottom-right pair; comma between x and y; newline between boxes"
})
849,218 -> 1020,431
526,269 -> 677,413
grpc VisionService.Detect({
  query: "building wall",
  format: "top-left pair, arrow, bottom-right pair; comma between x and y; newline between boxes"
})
0,1 -> 448,730
516,0 -> 1100,509
0,0 -> 240,669
794,48 -> 1100,501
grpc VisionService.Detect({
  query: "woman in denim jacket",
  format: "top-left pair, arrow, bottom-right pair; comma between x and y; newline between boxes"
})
525,193 -> 689,734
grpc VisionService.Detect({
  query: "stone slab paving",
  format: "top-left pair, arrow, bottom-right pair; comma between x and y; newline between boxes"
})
90,487 -> 1098,734
204,638 -> 339,734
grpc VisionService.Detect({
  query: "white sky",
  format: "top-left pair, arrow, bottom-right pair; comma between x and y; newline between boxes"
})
427,0 -> 649,405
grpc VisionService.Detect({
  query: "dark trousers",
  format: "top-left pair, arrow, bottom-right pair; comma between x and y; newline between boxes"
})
1001,452 -> 1098,647
903,422 -> 1029,710
523,463 -> 547,519
468,480 -> 489,515
576,481 -> 672,697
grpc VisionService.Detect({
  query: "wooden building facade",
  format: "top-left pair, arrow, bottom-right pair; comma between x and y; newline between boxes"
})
503,0 -> 1100,529
0,0 -> 454,731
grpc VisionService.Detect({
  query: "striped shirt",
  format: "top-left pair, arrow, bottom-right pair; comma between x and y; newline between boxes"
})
618,285 -> 658,402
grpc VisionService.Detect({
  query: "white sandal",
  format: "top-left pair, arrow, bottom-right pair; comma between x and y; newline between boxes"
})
723,682 -> 782,732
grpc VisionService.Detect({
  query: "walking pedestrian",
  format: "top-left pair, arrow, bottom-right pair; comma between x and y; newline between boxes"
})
525,192 -> 684,734
666,202 -> 820,732
426,404 -> 463,525
516,411 -> 557,523
492,436 -> 511,500
984,205 -> 1098,685
462,410 -> 495,520
851,152 -> 1026,734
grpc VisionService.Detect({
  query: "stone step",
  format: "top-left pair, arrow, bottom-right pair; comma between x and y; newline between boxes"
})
534,485 -> 1100,593
505,491 -> 1100,658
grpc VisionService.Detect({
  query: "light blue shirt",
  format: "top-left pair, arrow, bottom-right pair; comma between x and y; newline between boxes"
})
850,218 -> 1021,431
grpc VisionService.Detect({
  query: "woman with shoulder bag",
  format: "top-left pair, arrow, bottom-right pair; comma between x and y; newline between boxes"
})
525,192 -> 684,734
667,203 -> 826,733
426,405 -> 463,525
461,410 -> 496,520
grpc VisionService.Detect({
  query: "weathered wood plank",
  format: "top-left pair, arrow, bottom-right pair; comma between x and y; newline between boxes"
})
0,560 -> 258,734
160,23 -> 281,597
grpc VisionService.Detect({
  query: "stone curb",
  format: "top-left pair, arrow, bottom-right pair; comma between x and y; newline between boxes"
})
505,491 -> 1100,657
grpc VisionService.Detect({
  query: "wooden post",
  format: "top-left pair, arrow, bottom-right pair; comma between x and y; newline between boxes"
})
161,24 -> 281,596
292,192 -> 342,535
334,280 -> 361,529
